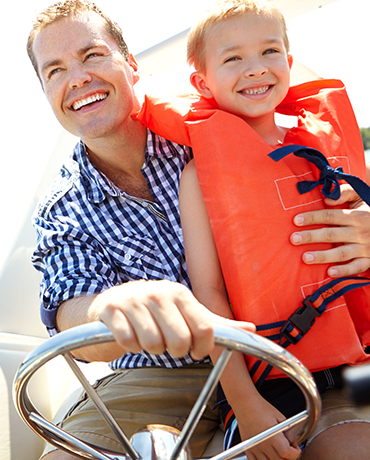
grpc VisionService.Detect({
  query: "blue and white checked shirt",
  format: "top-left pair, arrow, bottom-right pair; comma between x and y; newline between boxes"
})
32,130 -> 206,369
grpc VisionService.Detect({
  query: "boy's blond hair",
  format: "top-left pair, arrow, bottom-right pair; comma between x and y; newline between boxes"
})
187,0 -> 289,74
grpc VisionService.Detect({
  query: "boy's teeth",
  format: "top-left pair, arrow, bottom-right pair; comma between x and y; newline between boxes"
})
242,86 -> 270,95
72,93 -> 107,110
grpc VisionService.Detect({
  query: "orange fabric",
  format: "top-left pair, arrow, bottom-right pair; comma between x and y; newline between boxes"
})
136,80 -> 370,378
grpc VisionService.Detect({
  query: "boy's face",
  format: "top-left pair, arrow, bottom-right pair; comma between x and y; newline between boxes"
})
192,13 -> 292,126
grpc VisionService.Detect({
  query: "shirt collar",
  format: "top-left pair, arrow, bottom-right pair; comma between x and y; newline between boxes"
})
145,130 -> 177,159
74,130 -> 174,204
74,140 -> 120,203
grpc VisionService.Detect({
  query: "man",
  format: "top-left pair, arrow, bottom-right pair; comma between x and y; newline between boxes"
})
28,1 -> 370,459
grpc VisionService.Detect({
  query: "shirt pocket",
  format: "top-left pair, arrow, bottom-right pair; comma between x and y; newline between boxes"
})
102,233 -> 166,281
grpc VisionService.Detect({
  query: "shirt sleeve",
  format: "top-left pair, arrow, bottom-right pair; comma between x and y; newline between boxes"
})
32,212 -> 122,336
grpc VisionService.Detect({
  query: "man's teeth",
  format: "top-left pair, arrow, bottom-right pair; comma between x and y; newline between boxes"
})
242,86 -> 270,95
72,93 -> 107,111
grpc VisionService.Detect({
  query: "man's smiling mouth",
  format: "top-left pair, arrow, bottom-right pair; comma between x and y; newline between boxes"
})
72,93 -> 108,111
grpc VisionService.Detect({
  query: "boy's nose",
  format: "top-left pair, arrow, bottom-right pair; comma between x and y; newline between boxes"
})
244,60 -> 268,78
247,68 -> 268,77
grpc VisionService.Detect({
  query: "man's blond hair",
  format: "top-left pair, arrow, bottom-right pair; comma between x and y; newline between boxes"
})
187,0 -> 289,74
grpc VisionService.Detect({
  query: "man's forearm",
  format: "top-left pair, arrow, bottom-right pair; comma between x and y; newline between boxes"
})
57,293 -> 126,362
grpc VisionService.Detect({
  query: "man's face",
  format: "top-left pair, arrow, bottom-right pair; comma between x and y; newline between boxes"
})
33,12 -> 140,141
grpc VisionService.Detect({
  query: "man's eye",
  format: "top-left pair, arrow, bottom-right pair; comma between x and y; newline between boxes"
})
49,68 -> 61,78
86,53 -> 99,59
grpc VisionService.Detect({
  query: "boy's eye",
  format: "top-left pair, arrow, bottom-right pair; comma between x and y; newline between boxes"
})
224,56 -> 240,63
264,48 -> 279,55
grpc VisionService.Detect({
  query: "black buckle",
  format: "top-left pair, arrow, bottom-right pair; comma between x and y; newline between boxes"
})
280,296 -> 322,345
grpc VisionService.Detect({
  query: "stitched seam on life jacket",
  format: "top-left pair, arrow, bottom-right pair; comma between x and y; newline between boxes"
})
326,156 -> 350,174
273,171 -> 323,210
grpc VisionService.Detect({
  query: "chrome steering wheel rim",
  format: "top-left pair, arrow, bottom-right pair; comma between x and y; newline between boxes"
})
13,322 -> 321,460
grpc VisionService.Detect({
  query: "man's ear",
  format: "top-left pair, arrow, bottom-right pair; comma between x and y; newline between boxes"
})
128,53 -> 140,84
190,72 -> 214,99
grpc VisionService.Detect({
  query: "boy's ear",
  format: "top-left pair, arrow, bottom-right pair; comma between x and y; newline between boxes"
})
190,72 -> 214,99
287,54 -> 293,70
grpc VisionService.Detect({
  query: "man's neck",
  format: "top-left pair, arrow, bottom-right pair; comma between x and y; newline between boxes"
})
83,121 -> 154,201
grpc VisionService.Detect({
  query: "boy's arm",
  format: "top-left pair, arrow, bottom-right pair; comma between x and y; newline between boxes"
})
179,161 -> 300,460
179,161 -> 232,321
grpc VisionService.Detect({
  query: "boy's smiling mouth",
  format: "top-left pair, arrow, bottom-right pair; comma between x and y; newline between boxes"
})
71,92 -> 108,111
239,85 -> 271,95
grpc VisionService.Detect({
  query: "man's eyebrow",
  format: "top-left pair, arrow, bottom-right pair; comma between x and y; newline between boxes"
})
40,58 -> 63,74
40,42 -> 107,74
79,42 -> 107,55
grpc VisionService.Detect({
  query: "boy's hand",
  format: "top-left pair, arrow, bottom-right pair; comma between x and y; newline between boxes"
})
290,184 -> 370,278
237,397 -> 301,460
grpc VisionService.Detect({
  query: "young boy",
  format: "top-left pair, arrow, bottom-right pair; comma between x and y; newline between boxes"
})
137,1 -> 370,459
180,1 -> 370,459
180,4 -> 305,458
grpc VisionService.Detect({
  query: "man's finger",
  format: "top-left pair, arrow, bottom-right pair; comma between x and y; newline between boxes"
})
291,226 -> 356,246
324,184 -> 360,206
297,244 -> 370,277
327,258 -> 370,278
210,314 -> 256,333
97,281 -> 169,355
188,315 -> 256,361
148,298 -> 195,358
125,302 -> 172,356
293,208 -> 354,227
294,206 -> 370,229
300,243 -> 366,265
172,296 -> 215,360
100,307 -> 143,354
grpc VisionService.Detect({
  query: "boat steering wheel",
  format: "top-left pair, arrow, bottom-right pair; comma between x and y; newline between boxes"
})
13,322 -> 321,460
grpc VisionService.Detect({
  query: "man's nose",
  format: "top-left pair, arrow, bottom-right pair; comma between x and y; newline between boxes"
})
68,62 -> 92,89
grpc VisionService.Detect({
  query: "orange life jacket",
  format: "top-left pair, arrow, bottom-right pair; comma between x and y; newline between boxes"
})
135,79 -> 370,380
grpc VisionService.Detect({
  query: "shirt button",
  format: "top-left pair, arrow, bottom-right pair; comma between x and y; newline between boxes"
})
124,253 -> 131,260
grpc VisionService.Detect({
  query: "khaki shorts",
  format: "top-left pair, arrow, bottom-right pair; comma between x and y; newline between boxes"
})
42,368 -> 370,459
42,364 -> 219,459
304,387 -> 370,448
